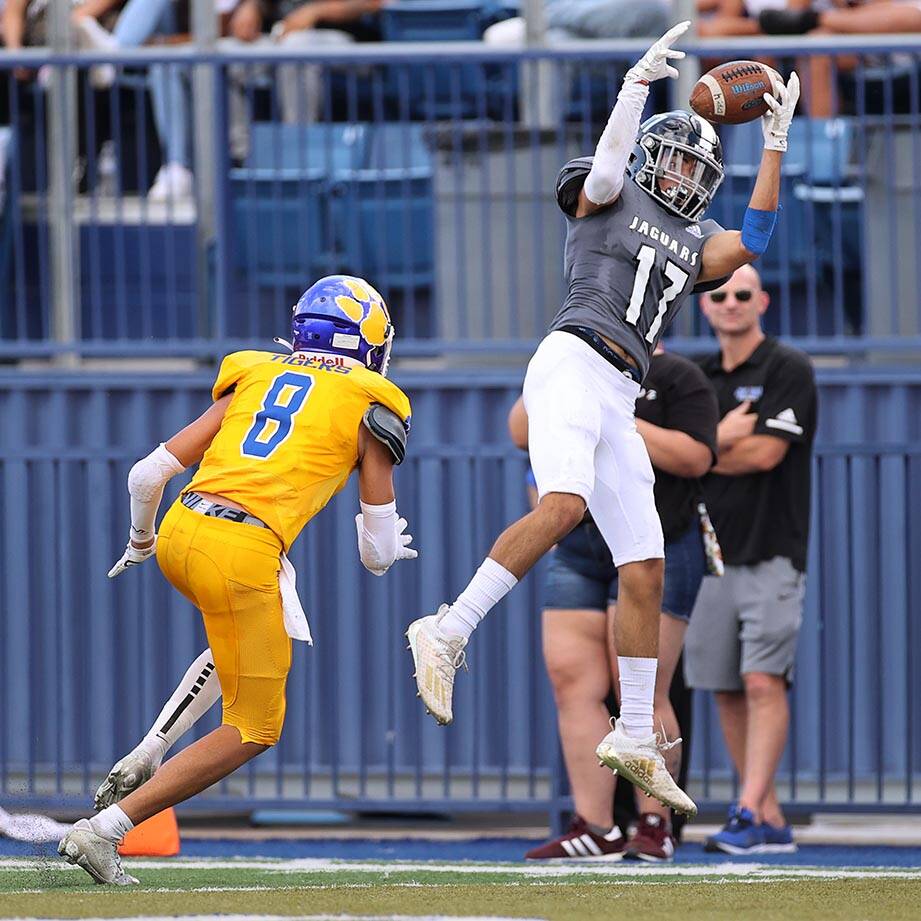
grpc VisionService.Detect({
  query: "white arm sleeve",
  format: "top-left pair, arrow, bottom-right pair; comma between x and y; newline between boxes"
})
355,500 -> 398,575
582,78 -> 650,207
126,443 -> 186,541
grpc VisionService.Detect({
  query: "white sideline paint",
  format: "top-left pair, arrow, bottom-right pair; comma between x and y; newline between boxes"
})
3,857 -> 921,881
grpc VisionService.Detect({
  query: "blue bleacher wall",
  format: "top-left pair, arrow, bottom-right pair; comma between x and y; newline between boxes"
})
1,367 -> 920,815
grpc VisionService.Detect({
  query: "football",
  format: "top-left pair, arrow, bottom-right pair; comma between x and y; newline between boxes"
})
689,60 -> 783,125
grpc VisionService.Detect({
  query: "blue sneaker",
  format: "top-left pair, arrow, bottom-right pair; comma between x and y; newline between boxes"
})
761,821 -> 798,853
704,805 -> 766,855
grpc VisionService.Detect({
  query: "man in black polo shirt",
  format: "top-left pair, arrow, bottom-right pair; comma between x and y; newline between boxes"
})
685,264 -> 817,856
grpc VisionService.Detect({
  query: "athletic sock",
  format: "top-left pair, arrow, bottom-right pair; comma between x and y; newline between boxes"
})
618,656 -> 658,738
144,649 -> 221,756
438,558 -> 518,641
89,804 -> 134,843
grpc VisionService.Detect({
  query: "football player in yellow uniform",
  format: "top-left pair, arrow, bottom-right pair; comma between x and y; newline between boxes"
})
59,276 -> 416,885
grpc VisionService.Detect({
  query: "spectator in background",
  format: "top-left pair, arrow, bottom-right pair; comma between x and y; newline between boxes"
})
758,1 -> 921,116
511,348 -> 719,863
223,0 -> 382,162
759,0 -> 921,35
685,264 -> 817,856
3,0 -> 96,80
71,0 -> 240,201
483,0 -> 671,46
696,0 -> 793,37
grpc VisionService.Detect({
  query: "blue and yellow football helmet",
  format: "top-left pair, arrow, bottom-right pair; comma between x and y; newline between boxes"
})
290,275 -> 394,376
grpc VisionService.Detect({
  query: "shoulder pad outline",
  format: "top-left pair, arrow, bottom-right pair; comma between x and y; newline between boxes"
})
362,403 -> 408,465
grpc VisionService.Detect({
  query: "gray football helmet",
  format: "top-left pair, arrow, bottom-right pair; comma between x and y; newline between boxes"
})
627,110 -> 724,221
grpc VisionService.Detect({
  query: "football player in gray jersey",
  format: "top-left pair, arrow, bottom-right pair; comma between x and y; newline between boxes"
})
406,21 -> 799,817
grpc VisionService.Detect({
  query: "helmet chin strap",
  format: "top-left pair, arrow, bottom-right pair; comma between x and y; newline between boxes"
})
273,337 -> 294,352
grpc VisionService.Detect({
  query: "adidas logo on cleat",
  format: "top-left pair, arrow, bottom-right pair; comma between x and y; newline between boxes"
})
624,758 -> 656,786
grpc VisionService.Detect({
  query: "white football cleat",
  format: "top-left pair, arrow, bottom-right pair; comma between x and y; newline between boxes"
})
596,719 -> 697,817
406,604 -> 468,726
94,745 -> 161,810
58,819 -> 139,886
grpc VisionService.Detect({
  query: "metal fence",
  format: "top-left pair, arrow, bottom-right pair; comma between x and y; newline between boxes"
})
2,369 -> 920,818
1,35 -> 921,358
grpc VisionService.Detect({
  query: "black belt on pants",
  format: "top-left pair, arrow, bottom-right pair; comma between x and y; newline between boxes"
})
560,325 -> 641,384
181,491 -> 270,530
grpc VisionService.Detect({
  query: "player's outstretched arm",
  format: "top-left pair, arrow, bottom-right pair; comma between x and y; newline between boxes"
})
575,21 -> 690,218
355,423 -> 418,576
698,72 -> 800,282
108,395 -> 232,578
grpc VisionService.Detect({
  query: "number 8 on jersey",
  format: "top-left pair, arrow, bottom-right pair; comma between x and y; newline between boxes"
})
242,372 -> 314,459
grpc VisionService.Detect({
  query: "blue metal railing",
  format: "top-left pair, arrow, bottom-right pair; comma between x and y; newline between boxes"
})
1,369 -> 920,816
1,37 -> 920,358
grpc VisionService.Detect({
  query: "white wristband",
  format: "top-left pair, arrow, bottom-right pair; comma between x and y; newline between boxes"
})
356,500 -> 398,575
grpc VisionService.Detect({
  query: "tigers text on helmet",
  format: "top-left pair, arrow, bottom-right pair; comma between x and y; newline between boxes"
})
627,111 -> 724,221
290,275 -> 394,375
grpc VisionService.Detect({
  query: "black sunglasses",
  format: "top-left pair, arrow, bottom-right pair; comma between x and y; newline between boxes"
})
709,289 -> 754,303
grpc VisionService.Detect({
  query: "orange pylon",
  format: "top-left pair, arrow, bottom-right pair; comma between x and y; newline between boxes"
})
117,807 -> 180,857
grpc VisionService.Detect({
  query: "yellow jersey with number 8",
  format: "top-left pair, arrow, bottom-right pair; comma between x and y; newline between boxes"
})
187,350 -> 411,551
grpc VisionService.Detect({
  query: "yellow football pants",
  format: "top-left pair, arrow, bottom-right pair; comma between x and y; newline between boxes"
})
157,500 -> 291,745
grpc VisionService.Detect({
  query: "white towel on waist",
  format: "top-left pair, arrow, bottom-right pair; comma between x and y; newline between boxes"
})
279,553 -> 313,645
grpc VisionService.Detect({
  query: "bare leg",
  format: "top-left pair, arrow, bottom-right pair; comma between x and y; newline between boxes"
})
737,672 -> 789,826
117,725 -> 266,826
715,685 -> 786,825
489,492 -> 586,579
800,29 -> 858,117
803,51 -> 836,118
697,16 -> 761,38
611,559 -> 663,659
820,4 -> 921,33
543,609 -> 617,829
760,785 -> 786,829
715,690 -> 748,778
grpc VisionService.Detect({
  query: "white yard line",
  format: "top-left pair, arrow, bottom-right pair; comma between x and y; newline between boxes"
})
3,856 -> 921,882
4,856 -> 921,877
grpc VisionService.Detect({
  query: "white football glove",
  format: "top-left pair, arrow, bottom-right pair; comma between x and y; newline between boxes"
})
625,20 -> 689,84
762,71 -> 800,152
355,513 -> 418,576
393,517 -> 418,563
108,538 -> 158,578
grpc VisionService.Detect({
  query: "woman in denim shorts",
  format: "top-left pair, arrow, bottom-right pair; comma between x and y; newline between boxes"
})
514,351 -> 719,863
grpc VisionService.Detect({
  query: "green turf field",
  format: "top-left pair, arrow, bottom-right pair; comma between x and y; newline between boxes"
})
3,857 -> 921,921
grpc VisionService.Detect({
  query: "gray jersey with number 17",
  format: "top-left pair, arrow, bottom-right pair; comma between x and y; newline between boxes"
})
549,159 -> 726,380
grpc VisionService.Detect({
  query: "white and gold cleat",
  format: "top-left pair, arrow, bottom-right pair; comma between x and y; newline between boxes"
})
596,718 -> 697,817
406,604 -> 468,726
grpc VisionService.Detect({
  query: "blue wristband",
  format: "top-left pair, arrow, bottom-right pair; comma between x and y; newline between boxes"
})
741,207 -> 778,256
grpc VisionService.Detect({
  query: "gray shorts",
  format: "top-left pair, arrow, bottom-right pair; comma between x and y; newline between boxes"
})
684,557 -> 805,692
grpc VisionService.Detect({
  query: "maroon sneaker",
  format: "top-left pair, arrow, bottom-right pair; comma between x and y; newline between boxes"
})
525,815 -> 626,860
625,813 -> 676,862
